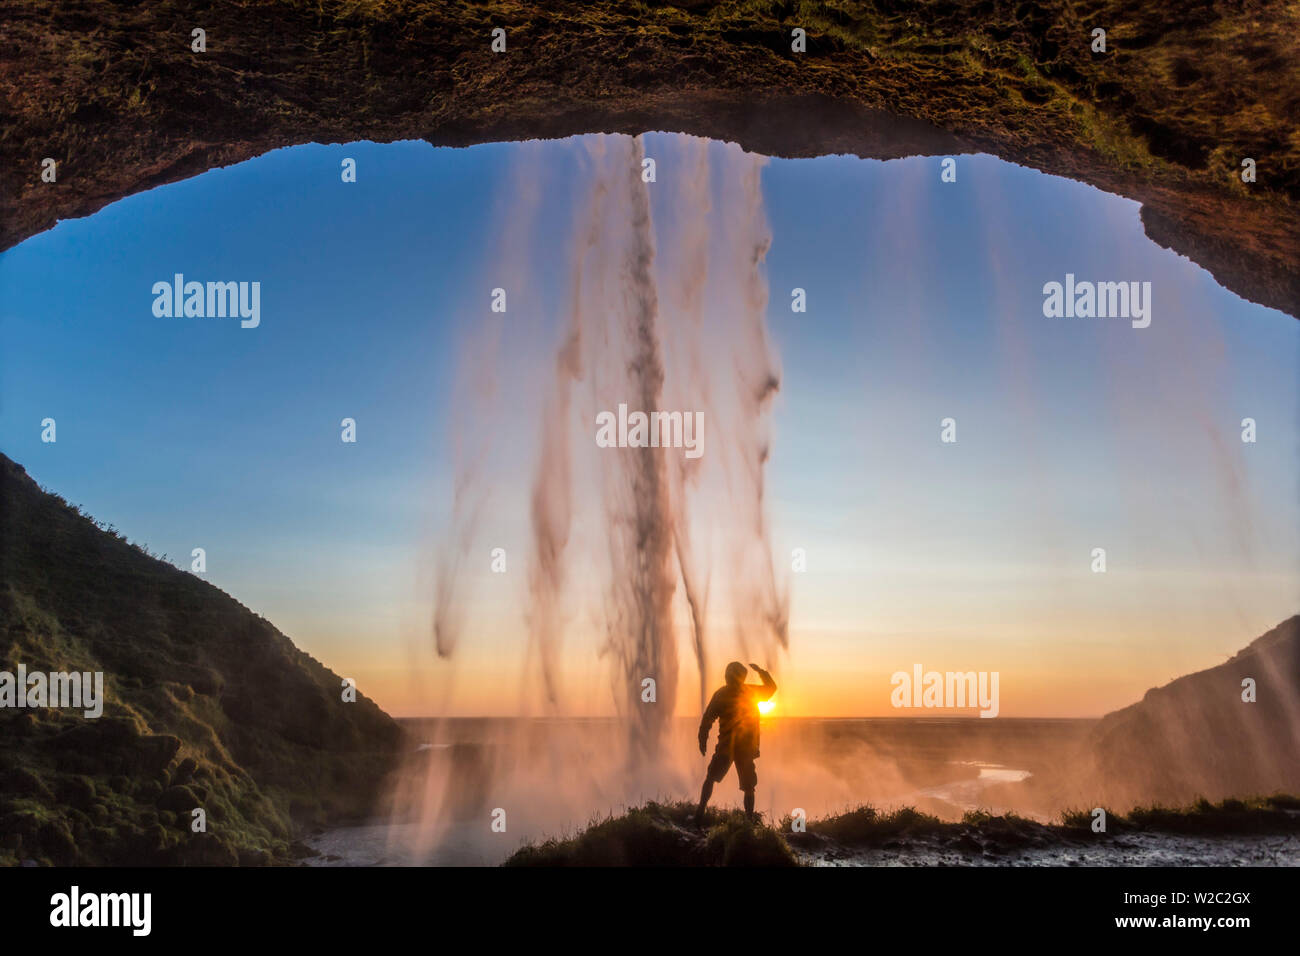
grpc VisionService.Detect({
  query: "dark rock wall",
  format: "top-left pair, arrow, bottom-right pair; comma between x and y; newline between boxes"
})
1,1 -> 1297,315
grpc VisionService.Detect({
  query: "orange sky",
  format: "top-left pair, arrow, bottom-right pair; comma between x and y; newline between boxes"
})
302,590 -> 1296,719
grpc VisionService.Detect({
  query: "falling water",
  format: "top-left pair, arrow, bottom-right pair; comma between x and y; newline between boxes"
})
400,133 -> 790,854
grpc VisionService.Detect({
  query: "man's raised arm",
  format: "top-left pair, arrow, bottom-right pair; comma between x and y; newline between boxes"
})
749,663 -> 777,701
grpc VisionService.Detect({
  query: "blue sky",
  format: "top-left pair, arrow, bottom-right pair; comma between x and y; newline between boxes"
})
2,135 -> 1296,716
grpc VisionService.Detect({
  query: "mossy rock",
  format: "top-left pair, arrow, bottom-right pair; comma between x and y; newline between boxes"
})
1,808 -> 50,851
8,713 -> 37,736
237,847 -> 271,867
127,823 -> 169,861
38,819 -> 77,862
170,757 -> 199,786
508,802 -> 800,867
705,818 -> 799,867
0,453 -> 406,863
0,767 -> 52,799
55,775 -> 97,810
173,832 -> 239,867
137,780 -> 163,802
157,784 -> 199,812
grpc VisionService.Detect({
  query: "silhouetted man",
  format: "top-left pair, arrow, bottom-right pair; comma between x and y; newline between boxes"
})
695,661 -> 777,825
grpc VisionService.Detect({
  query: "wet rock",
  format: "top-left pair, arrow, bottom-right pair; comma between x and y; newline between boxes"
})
157,785 -> 199,812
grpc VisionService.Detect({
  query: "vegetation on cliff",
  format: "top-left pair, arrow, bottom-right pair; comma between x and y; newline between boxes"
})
506,795 -> 1300,866
0,453 -> 405,865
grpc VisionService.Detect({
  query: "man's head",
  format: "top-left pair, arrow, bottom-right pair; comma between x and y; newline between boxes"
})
724,661 -> 748,687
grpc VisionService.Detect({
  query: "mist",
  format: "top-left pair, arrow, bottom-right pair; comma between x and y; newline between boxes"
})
383,134 -> 1299,864
393,132 -> 805,858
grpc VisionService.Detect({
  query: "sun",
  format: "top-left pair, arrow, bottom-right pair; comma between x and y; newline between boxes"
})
757,698 -> 775,715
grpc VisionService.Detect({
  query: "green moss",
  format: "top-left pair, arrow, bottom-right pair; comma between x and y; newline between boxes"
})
804,804 -> 945,844
0,453 -> 406,865
507,800 -> 800,866
704,814 -> 799,866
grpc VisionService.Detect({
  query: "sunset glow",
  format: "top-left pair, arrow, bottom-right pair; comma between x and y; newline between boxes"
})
3,138 -> 1295,725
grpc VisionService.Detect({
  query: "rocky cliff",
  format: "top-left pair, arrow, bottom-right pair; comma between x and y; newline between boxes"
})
1,1 -> 1297,316
1085,615 -> 1300,807
0,453 -> 405,865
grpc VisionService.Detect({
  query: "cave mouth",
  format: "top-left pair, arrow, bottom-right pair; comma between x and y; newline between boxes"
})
4,131 -> 1297,857
6,129 -> 1282,338
4,89 -> 1297,320
3,133 -> 1293,686
4,0 -> 1296,322
5,130 -> 1289,411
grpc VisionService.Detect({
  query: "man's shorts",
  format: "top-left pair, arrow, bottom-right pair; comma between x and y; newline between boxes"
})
706,748 -> 758,791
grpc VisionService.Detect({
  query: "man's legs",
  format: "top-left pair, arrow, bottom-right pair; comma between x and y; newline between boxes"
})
697,751 -> 730,826
695,778 -> 714,825
738,754 -> 759,821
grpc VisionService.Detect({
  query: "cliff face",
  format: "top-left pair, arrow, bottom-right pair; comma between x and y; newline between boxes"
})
0,454 -> 405,865
1084,616 -> 1300,808
1,1 -> 1296,317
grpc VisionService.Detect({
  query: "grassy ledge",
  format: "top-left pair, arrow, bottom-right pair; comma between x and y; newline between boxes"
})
505,794 -> 1300,867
